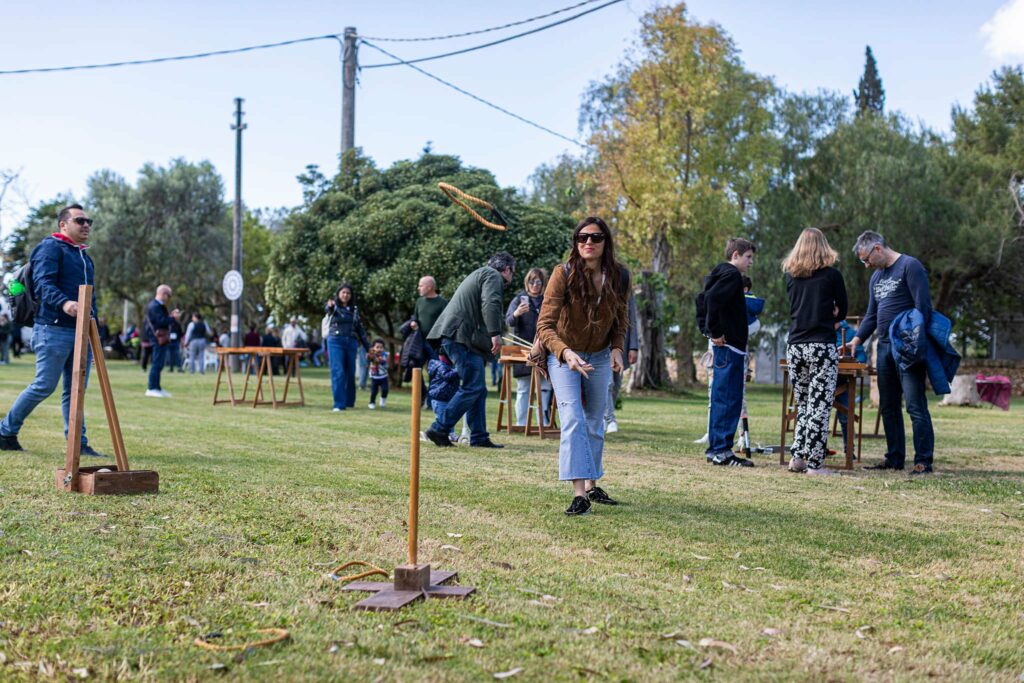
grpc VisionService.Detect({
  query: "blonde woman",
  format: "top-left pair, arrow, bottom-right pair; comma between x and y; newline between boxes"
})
783,228 -> 848,474
505,267 -> 551,426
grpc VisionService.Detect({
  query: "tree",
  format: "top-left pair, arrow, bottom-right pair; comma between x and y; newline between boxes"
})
2,196 -> 72,273
87,159 -> 232,327
525,152 -> 594,218
581,3 -> 778,388
854,46 -> 885,116
267,152 -> 572,347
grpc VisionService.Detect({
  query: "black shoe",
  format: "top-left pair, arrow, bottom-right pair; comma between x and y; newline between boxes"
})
864,460 -> 904,471
565,496 -> 592,516
909,464 -> 933,476
0,433 -> 24,451
711,454 -> 754,467
79,444 -> 106,458
470,439 -> 504,449
424,429 -> 453,448
587,486 -> 619,505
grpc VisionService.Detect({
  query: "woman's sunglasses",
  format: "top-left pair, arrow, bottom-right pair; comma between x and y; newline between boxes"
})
576,232 -> 606,244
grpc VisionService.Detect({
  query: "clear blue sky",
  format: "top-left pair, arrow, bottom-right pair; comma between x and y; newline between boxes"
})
0,0 -> 1019,239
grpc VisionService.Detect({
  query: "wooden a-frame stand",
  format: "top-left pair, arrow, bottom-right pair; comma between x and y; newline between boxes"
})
343,368 -> 474,611
54,285 -> 159,495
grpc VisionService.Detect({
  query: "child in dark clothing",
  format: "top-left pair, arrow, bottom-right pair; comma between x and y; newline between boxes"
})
367,339 -> 389,409
427,354 -> 459,440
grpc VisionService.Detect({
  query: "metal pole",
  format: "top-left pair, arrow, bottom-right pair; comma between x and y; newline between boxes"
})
341,27 -> 358,170
230,98 -> 247,368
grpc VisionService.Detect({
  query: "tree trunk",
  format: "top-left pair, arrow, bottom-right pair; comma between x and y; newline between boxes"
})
629,228 -> 672,390
674,325 -> 697,386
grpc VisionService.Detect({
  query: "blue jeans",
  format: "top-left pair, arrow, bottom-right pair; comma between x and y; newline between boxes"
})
706,346 -> 745,458
0,324 -> 91,446
429,340 -> 490,445
166,343 -> 182,372
876,340 -> 934,467
327,335 -> 359,409
148,343 -> 167,390
547,347 -> 611,481
357,348 -> 369,390
431,399 -> 455,437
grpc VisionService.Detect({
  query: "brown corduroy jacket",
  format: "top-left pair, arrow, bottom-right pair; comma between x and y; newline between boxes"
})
535,263 -> 629,363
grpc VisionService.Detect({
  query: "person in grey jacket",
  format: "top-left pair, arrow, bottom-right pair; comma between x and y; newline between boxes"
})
505,267 -> 550,427
423,252 -> 515,449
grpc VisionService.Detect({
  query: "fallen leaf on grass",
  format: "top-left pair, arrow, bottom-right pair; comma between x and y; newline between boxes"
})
161,515 -> 170,520
493,667 -> 523,679
393,619 -> 419,630
249,601 -> 270,608
660,631 -> 683,640
446,533 -> 463,538
142,526 -> 160,530
888,646 -> 904,655
21,550 -> 32,557
0,652 -> 6,665
527,600 -> 554,608
722,581 -> 737,590
674,640 -> 697,651
682,575 -> 693,583
373,658 -> 386,665
769,584 -> 787,591
421,654 -> 453,662
732,552 -> 742,560
935,574 -> 952,582
492,562 -> 514,570
574,627 -> 600,635
440,544 -> 462,552
699,657 -> 714,669
691,553 -> 711,561
255,660 -> 283,667
72,667 -> 90,679
855,625 -> 874,639
460,637 -> 485,648
698,638 -> 738,655
980,508 -> 993,513
761,628 -> 782,637
574,666 -> 604,677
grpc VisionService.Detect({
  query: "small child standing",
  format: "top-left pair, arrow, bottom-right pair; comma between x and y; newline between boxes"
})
427,354 -> 460,441
367,339 -> 389,409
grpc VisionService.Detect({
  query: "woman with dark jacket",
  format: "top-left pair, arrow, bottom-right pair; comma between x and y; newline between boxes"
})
505,267 -> 551,426
783,227 -> 848,475
324,284 -> 370,411
536,217 -> 630,516
399,316 -> 427,406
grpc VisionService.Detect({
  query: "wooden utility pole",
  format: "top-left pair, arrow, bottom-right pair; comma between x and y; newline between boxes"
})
341,27 -> 358,169
230,98 -> 246,364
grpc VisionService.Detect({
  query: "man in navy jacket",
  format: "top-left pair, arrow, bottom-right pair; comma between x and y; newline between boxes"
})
0,204 -> 104,456
847,230 -> 935,475
144,285 -> 176,398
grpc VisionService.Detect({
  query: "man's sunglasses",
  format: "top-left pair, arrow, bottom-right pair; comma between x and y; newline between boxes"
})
576,232 -> 606,244
71,217 -> 94,227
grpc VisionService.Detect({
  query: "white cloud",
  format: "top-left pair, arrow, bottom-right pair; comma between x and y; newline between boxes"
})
981,0 -> 1024,60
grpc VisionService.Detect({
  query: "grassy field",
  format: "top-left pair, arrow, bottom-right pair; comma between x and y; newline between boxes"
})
0,357 -> 1022,681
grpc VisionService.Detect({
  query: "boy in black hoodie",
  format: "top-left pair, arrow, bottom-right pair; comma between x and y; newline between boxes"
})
701,238 -> 756,467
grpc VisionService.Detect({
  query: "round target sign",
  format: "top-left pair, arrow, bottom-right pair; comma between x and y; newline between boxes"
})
222,270 -> 244,301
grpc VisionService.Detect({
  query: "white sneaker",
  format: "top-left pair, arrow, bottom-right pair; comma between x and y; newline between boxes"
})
605,420 -> 619,434
693,433 -> 709,445
144,389 -> 163,398
379,398 -> 386,408
333,407 -> 342,412
159,389 -> 172,398
368,403 -> 376,410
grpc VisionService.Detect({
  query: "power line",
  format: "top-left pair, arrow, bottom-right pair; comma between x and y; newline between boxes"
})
361,41 -> 585,148
362,0 -> 603,42
0,34 -> 342,76
361,0 -> 624,69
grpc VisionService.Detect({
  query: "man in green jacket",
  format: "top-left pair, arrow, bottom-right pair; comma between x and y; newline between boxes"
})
424,252 -> 515,449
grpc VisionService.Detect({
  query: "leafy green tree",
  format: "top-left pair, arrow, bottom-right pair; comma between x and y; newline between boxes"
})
525,152 -> 594,218
267,152 -> 572,345
581,3 -> 778,387
87,159 -> 232,327
854,46 -> 885,116
2,196 -> 72,273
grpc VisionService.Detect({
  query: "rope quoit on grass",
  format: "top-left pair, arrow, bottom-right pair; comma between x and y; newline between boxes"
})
193,628 -> 290,652
438,182 -> 508,231
330,559 -> 390,583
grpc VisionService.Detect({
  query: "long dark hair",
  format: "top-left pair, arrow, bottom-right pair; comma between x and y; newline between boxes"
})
565,217 -> 623,308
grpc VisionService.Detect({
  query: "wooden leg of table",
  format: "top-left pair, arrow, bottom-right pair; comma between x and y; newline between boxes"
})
496,364 -> 508,432
525,370 -> 536,436
213,355 -> 225,405
225,354 -> 238,405
281,354 -> 293,404
857,374 -> 865,462
295,356 -> 305,406
844,376 -> 854,470
267,356 -> 280,408
241,354 -> 254,403
252,355 -> 267,408
779,366 -> 789,466
89,319 -> 130,472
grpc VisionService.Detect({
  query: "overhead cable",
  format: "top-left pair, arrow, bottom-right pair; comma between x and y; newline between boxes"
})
362,0 -> 603,42
361,0 -> 623,69
361,40 -> 584,148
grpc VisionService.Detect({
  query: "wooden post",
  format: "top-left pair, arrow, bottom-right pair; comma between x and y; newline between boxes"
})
408,367 -> 422,565
61,285 -> 93,491
89,319 -> 129,472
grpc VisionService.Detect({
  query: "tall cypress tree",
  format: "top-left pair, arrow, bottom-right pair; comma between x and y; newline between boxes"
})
854,46 -> 885,116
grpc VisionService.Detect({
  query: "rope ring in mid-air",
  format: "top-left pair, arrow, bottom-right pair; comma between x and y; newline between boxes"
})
438,182 -> 508,231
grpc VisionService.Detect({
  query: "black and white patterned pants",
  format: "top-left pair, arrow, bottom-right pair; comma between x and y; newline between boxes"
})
787,342 -> 838,468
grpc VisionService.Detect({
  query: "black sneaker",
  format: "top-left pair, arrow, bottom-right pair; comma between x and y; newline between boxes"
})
909,464 -> 933,476
864,460 -> 904,471
0,433 -> 24,451
470,439 -> 504,449
424,429 -> 453,448
711,454 -> 754,467
564,496 -> 592,516
80,444 -> 106,458
586,486 -> 619,505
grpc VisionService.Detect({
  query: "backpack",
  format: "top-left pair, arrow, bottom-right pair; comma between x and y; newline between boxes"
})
6,243 -> 47,327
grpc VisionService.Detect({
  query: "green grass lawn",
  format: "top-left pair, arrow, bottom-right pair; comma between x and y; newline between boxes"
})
1,357 -> 1022,681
